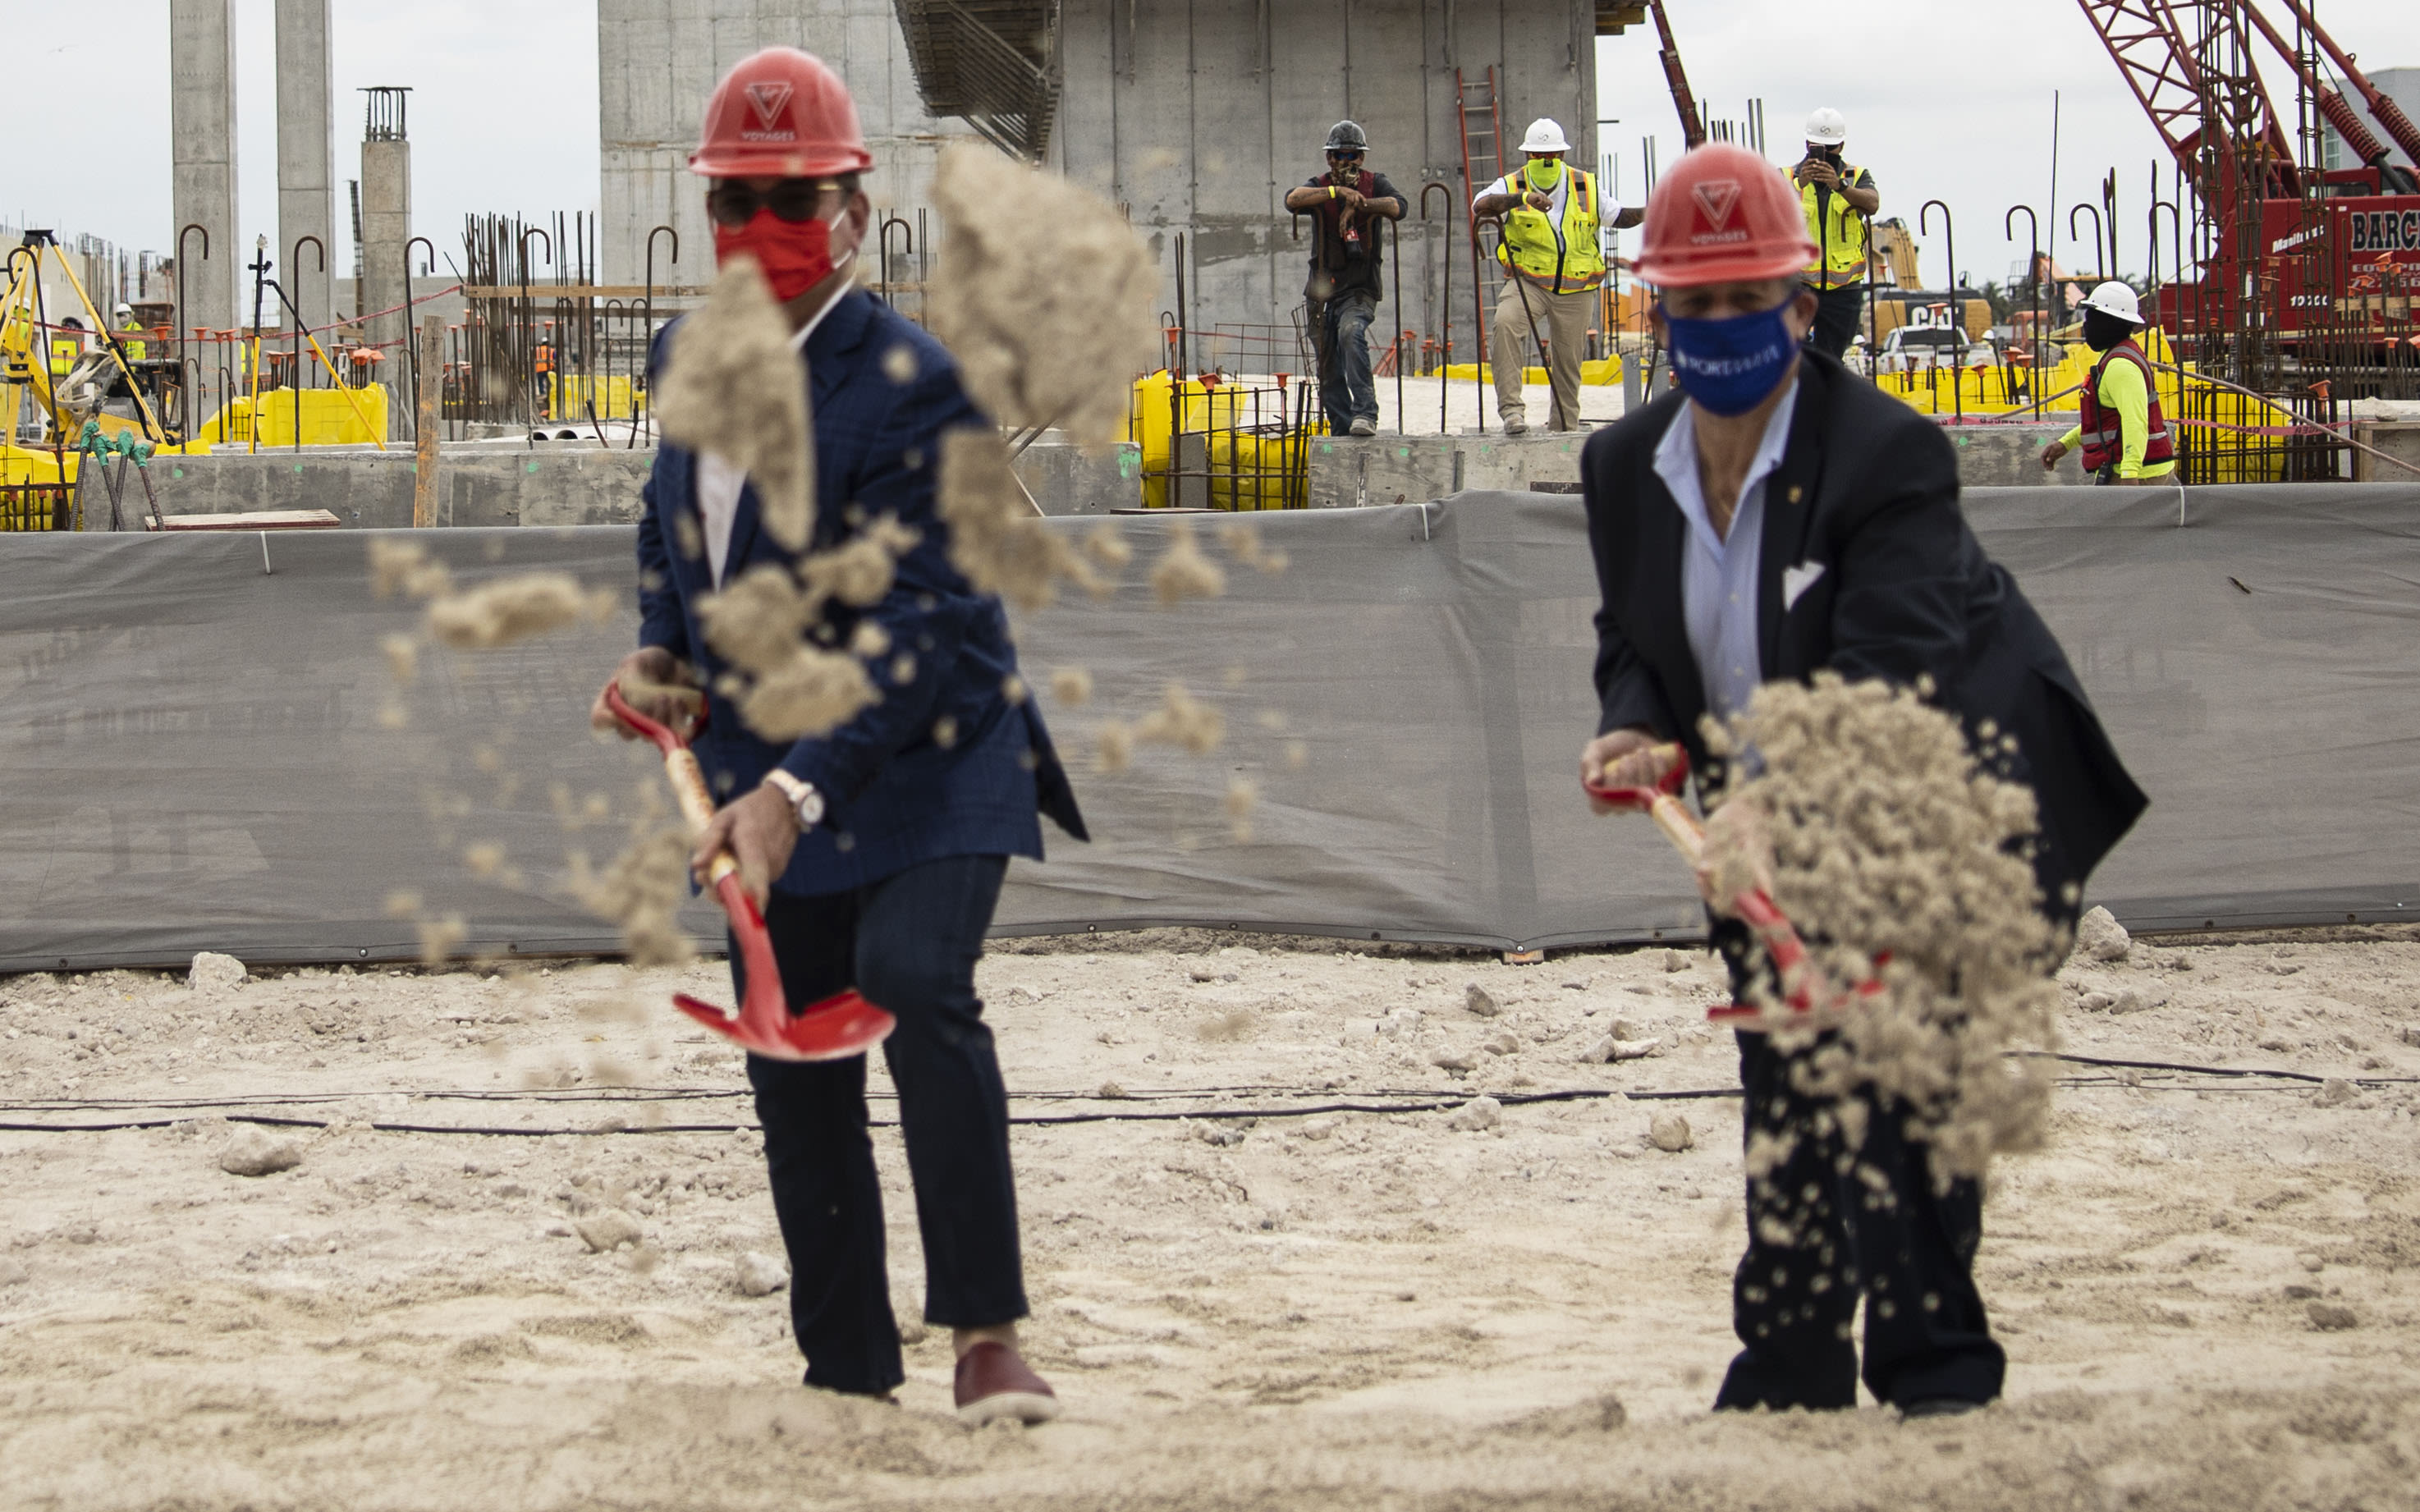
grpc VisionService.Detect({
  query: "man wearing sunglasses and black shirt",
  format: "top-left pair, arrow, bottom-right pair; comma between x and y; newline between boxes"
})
594,47 -> 1085,1428
1283,121 -> 1405,438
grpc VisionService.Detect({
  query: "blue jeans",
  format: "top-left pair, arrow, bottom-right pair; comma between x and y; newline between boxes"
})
1319,291 -> 1378,432
739,854 -> 1024,1395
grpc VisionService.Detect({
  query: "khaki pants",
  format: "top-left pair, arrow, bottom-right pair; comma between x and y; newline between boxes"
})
1492,277 -> 1593,430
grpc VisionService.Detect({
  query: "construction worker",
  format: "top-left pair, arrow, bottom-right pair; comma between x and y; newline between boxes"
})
1282,121 -> 1405,437
48,316 -> 85,379
1578,143 -> 2145,1418
590,46 -> 1085,1427
1472,118 -> 1643,435
112,303 -> 146,364
1793,108 -> 1879,363
2040,282 -> 2176,485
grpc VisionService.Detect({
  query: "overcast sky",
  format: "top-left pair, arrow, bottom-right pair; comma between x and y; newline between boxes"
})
12,1 -> 2416,294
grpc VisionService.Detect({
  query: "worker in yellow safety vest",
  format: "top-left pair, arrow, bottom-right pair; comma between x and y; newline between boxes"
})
1473,117 -> 1643,434
48,316 -> 86,378
1793,108 -> 1880,362
112,303 -> 147,363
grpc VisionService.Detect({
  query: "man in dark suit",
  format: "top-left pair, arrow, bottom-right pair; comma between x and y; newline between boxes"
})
589,48 -> 1082,1427
1578,144 -> 2146,1417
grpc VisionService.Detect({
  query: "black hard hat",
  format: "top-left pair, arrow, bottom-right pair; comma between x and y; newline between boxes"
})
1324,121 -> 1368,153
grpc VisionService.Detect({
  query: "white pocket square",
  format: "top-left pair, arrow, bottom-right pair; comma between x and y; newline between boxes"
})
1781,561 -> 1826,611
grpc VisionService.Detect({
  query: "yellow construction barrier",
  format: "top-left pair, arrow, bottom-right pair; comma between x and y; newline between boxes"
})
1130,371 -> 1313,510
196,385 -> 391,447
1878,328 -> 2300,483
1437,357 -> 1623,386
548,374 -> 643,422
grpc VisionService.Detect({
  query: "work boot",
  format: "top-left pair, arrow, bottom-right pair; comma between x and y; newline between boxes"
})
1501,414 -> 1529,437
1349,416 -> 1378,437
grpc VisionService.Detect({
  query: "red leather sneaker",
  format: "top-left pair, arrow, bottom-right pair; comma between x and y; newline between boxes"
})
952,1340 -> 1061,1426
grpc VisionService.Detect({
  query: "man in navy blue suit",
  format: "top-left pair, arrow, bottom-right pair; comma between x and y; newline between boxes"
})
589,48 -> 1084,1426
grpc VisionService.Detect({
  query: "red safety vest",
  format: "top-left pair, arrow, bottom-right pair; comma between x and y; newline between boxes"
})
2077,341 -> 2175,474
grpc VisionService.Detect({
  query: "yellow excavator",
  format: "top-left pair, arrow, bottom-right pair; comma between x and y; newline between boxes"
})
2,231 -> 199,498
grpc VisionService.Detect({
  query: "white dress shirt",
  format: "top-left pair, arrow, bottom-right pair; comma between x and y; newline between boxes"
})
695,299 -> 833,587
1650,381 -> 1801,723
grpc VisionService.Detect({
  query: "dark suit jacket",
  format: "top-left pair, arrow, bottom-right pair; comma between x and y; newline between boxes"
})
1579,349 -> 2145,905
635,287 -> 1085,897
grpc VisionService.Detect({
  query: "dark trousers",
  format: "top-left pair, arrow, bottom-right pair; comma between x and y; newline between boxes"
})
1317,290 -> 1379,431
1803,283 -> 1868,363
1712,1024 -> 2005,1411
739,854 -> 1025,1395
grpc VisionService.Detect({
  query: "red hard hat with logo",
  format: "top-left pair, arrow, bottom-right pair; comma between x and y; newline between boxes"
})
690,47 -> 873,179
1630,142 -> 1818,287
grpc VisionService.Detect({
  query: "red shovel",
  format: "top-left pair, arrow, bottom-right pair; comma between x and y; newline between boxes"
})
1585,743 -> 1875,1024
601,678 -> 896,1061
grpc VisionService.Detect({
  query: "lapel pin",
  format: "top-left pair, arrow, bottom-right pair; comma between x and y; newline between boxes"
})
1786,485 -> 1804,505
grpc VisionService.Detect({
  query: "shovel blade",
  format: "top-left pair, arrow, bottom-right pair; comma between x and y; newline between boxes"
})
671,987 -> 896,1063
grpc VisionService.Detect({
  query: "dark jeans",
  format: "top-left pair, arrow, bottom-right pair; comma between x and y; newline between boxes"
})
739,854 -> 1024,1396
1712,1022 -> 2005,1412
1318,291 -> 1379,431
1803,283 -> 1868,363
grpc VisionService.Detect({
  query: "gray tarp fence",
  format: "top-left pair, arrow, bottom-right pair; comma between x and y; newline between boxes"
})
0,483 -> 2414,974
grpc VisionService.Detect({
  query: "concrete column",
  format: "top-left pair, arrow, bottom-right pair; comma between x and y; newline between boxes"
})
170,0 -> 240,334
360,119 -> 413,431
274,0 -> 335,340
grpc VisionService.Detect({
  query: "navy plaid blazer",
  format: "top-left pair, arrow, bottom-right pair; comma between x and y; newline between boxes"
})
635,287 -> 1086,897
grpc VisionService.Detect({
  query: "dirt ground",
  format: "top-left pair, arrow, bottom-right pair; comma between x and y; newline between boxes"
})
4,925 -> 2418,1510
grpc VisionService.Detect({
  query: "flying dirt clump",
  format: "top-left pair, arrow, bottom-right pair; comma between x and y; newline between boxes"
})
937,428 -> 1106,612
1134,683 -> 1224,755
425,573 -> 617,650
367,538 -> 453,601
569,824 -> 696,969
1151,519 -> 1226,607
1700,673 -> 2063,1188
653,254 -> 814,551
925,143 -> 1160,451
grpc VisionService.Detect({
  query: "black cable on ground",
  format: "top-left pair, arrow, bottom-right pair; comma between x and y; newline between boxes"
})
5,1052 -> 2399,1138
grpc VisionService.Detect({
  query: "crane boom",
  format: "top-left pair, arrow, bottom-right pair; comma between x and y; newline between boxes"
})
1647,0 -> 1707,150
2073,0 -> 2296,194
2260,0 -> 2420,172
2239,0 -> 2418,190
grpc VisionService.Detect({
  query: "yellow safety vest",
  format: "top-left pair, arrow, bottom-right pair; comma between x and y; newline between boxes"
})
118,319 -> 147,364
48,332 -> 82,377
1801,163 -> 1871,288
1497,160 -> 1606,295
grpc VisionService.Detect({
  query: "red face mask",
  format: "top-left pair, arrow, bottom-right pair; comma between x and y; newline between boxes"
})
713,209 -> 853,303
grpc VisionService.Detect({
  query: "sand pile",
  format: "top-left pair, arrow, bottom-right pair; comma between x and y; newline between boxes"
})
925,143 -> 1160,450
1702,673 -> 2063,1185
653,255 -> 814,551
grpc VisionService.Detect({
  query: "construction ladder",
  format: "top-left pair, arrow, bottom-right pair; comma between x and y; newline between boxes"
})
1455,66 -> 1509,433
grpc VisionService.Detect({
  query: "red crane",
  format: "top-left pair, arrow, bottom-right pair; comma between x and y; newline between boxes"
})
2072,0 -> 2420,373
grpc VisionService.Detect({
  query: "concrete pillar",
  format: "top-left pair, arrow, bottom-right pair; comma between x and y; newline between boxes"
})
275,0 -> 336,340
360,89 -> 414,432
170,0 -> 240,335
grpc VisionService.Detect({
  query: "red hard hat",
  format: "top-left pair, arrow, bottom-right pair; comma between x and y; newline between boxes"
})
690,48 -> 873,179
1630,143 -> 1818,287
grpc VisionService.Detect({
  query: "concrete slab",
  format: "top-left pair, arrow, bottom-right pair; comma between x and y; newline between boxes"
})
2353,422 -> 2420,483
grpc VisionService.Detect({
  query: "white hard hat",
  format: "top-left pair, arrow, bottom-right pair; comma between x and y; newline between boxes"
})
1520,117 -> 1571,154
1804,108 -> 1849,146
2080,280 -> 2143,324
113,301 -> 133,315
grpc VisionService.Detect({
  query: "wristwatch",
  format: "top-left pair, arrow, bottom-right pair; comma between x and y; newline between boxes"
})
760,770 -> 826,832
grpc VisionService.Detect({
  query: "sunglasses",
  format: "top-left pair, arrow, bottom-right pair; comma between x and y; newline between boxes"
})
706,180 -> 839,227
1328,151 -> 1364,162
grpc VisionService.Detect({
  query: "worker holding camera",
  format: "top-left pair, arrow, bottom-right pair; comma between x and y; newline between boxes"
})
1794,108 -> 1879,362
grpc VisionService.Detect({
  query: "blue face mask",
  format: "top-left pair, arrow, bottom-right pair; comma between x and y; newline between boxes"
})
1661,300 -> 1799,416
